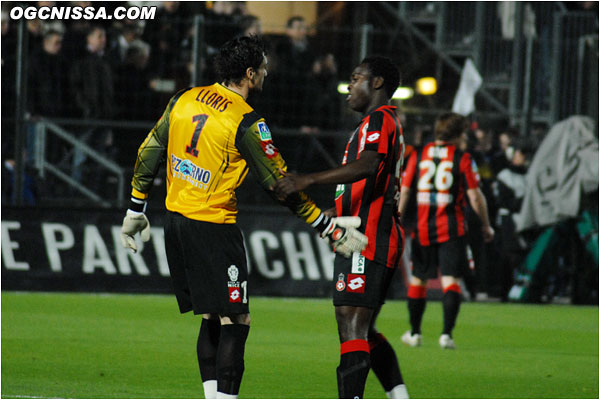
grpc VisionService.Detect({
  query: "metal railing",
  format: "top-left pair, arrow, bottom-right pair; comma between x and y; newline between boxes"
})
550,12 -> 599,124
395,2 -> 598,128
32,118 -> 126,208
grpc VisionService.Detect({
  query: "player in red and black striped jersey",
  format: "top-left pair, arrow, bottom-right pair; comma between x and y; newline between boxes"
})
274,57 -> 408,399
398,112 -> 494,349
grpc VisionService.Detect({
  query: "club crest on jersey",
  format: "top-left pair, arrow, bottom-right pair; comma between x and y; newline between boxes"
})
347,274 -> 366,293
257,122 -> 272,141
228,265 -> 239,282
336,273 -> 346,291
227,265 -> 241,300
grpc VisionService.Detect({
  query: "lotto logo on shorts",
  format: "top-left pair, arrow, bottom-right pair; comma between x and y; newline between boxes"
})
229,287 -> 241,303
347,274 -> 366,293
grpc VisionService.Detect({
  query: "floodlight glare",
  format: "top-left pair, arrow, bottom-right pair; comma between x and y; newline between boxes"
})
416,77 -> 437,95
392,87 -> 414,100
338,83 -> 414,100
337,83 -> 349,94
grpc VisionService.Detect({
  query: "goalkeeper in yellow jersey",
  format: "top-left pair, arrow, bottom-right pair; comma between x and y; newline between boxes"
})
119,36 -> 368,399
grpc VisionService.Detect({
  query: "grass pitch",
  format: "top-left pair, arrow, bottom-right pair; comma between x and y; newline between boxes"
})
1,292 -> 598,399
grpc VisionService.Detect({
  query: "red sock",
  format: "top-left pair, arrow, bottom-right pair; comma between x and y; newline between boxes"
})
340,339 -> 370,355
443,284 -> 461,294
407,285 -> 427,299
338,339 -> 370,398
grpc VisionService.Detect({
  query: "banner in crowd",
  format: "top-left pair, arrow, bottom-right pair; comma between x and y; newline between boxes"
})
1,207 -> 410,299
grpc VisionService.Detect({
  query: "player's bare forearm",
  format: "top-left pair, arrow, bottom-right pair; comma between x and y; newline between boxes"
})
467,188 -> 490,226
309,151 -> 381,185
397,187 -> 412,220
273,151 -> 381,198
322,207 -> 336,217
467,188 -> 494,242
272,170 -> 314,199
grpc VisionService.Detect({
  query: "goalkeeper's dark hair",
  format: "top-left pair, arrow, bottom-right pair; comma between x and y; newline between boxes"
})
361,56 -> 400,99
214,35 -> 266,86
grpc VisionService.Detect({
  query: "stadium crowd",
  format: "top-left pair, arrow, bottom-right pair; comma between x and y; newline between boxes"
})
1,1 -> 595,306
1,1 -> 341,125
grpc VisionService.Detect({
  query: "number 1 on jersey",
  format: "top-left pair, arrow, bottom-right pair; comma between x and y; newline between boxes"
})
186,114 -> 208,157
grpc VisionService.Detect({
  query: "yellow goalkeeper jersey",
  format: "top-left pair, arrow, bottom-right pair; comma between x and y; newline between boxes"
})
130,83 -> 322,225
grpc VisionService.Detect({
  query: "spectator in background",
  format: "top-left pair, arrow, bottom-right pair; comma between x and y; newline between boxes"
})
491,128 -> 517,175
205,1 -> 242,54
1,6 -> 8,37
28,30 -> 68,119
26,2 -> 55,52
115,42 -> 157,121
238,14 -> 262,37
24,28 -> 71,199
1,6 -> 16,120
144,1 -> 189,79
305,53 -> 340,131
70,25 -> 114,120
291,53 -> 341,173
62,2 -> 94,61
466,121 -> 501,297
27,29 -> 69,176
472,124 -> 495,178
1,6 -> 37,205
200,1 -> 245,85
493,137 -> 532,301
107,19 -> 145,67
113,41 -> 161,165
272,16 -> 316,128
69,25 -> 115,187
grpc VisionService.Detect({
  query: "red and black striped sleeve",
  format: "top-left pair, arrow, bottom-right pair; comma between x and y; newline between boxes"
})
459,152 -> 480,189
363,111 -> 389,154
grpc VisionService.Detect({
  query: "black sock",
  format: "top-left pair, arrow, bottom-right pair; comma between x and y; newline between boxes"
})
407,297 -> 426,335
442,289 -> 461,336
197,319 -> 221,382
369,333 -> 404,392
337,340 -> 371,399
216,324 -> 250,396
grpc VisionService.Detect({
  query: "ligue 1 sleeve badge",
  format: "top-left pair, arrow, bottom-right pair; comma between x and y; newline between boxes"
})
336,273 -> 346,291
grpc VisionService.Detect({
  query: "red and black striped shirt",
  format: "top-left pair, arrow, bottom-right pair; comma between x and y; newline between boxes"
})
335,105 -> 405,268
401,142 -> 480,246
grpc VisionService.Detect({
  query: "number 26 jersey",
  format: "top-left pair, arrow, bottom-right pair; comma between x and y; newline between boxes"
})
401,142 -> 480,246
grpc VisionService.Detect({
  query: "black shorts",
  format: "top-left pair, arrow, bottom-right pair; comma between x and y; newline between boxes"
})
332,253 -> 395,309
411,236 -> 468,280
164,211 -> 249,315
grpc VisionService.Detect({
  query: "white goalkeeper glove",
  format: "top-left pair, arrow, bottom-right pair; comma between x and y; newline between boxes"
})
120,209 -> 150,253
321,216 -> 368,258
